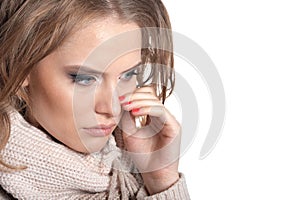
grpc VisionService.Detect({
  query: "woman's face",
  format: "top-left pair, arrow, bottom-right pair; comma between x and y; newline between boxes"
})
25,18 -> 142,153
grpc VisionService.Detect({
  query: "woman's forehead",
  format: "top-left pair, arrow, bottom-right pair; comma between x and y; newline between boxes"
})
52,19 -> 142,69
60,18 -> 141,51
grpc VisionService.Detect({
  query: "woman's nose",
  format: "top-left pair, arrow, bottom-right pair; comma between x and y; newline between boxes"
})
94,80 -> 121,117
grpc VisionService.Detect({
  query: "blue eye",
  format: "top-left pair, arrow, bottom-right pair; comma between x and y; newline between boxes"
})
69,74 -> 99,86
119,68 -> 138,81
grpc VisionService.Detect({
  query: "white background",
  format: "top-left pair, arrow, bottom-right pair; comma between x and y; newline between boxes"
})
162,0 -> 300,199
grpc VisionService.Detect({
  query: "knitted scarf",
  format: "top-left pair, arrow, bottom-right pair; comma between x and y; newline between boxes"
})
0,111 -> 146,199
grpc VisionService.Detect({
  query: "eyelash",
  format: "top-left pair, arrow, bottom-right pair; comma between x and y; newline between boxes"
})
69,68 -> 139,86
119,68 -> 138,81
69,74 -> 99,86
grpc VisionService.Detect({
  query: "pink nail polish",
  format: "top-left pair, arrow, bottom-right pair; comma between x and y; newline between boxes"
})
132,108 -> 140,113
123,101 -> 132,106
119,96 -> 125,101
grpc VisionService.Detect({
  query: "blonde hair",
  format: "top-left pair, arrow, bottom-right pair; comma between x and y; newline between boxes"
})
0,0 -> 174,169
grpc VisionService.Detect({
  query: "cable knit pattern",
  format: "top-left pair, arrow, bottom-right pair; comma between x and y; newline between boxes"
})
0,111 -> 190,199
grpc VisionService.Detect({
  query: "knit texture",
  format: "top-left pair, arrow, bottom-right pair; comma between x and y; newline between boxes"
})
0,111 -> 190,199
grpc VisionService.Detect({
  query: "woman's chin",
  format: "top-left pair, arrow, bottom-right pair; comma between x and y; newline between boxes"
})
78,135 -> 111,154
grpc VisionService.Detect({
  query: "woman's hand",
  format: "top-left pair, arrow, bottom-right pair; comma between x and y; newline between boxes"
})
119,86 -> 181,194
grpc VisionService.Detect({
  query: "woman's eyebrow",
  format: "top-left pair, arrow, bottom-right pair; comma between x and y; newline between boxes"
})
65,61 -> 142,74
120,61 -> 142,74
64,65 -> 103,75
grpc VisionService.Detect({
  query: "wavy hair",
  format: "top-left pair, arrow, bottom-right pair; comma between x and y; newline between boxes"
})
0,0 -> 174,169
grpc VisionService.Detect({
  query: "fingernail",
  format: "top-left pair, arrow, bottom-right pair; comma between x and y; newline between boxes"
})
119,96 -> 125,101
132,108 -> 140,113
123,101 -> 132,106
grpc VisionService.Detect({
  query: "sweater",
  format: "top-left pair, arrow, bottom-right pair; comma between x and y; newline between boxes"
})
0,111 -> 190,199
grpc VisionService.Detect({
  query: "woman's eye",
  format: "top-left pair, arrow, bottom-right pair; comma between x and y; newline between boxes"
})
119,68 -> 138,81
69,74 -> 99,86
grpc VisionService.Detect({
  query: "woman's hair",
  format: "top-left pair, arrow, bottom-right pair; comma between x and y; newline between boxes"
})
0,0 -> 174,169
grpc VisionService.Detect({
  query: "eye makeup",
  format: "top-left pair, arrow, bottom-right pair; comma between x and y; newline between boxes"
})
65,61 -> 142,86
68,73 -> 101,86
119,67 -> 139,81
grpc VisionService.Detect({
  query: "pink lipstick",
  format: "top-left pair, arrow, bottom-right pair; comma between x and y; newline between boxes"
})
83,124 -> 115,137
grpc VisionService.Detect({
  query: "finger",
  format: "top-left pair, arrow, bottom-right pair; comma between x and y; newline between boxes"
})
119,111 -> 156,139
118,111 -> 137,136
131,105 -> 167,122
135,85 -> 156,94
131,106 -> 180,137
120,85 -> 157,100
122,99 -> 162,111
119,92 -> 158,104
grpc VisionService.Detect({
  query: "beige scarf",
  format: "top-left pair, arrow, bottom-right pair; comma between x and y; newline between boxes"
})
0,111 -> 146,199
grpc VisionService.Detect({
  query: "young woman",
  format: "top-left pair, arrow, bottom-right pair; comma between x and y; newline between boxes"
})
0,0 -> 190,199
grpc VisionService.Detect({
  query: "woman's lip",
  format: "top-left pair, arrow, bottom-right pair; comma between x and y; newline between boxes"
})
83,124 -> 116,137
88,124 -> 116,129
